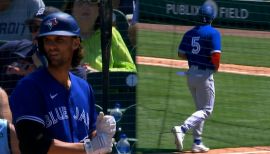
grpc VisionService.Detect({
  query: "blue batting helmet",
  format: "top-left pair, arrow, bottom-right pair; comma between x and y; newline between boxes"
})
198,3 -> 216,23
38,12 -> 80,38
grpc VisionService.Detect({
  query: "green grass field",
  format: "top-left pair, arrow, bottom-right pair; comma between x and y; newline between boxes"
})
137,29 -> 270,67
135,29 -> 270,152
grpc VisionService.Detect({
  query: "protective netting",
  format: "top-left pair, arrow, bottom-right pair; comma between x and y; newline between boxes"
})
136,0 -> 270,152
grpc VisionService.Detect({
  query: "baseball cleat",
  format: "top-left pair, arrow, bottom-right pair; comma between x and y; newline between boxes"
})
171,126 -> 185,151
191,143 -> 210,153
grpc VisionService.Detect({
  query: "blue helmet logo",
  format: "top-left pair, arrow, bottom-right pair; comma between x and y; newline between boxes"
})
45,18 -> 58,30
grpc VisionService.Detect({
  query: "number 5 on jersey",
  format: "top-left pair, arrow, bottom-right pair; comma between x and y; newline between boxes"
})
192,37 -> 200,54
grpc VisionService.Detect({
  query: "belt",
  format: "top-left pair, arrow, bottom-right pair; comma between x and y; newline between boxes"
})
189,65 -> 213,71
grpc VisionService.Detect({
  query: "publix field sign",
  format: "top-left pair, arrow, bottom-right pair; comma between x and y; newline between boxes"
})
140,0 -> 270,30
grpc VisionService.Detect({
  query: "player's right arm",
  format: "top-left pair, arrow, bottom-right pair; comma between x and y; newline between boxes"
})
15,119 -> 113,154
211,52 -> 221,71
211,29 -> 222,72
15,119 -> 85,154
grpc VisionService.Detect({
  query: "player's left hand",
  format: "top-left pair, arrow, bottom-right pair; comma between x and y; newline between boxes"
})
96,112 -> 116,138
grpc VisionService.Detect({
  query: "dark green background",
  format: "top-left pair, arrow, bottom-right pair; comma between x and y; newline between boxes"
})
139,0 -> 270,30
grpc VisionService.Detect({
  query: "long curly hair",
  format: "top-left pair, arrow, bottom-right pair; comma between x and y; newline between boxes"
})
71,41 -> 84,67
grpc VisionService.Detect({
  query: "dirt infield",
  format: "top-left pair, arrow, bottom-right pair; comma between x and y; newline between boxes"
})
137,23 -> 270,153
137,56 -> 270,77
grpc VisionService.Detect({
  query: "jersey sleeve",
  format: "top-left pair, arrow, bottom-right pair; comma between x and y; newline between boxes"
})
211,30 -> 222,53
9,78 -> 45,126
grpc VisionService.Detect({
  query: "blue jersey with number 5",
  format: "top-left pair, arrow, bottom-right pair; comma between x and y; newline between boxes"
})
178,25 -> 221,70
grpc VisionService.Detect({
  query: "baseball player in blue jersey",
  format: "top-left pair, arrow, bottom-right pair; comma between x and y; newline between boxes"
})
9,12 -> 116,154
172,1 -> 221,153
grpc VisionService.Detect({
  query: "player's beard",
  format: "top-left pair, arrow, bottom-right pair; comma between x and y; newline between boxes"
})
47,57 -> 66,68
46,52 -> 71,69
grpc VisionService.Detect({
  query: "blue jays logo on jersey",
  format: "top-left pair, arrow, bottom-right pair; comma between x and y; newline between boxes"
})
44,106 -> 90,129
45,18 -> 58,30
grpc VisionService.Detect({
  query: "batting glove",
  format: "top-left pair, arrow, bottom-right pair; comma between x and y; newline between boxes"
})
84,133 -> 113,154
96,112 -> 116,138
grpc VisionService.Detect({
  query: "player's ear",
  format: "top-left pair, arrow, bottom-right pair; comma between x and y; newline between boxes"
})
72,37 -> 80,51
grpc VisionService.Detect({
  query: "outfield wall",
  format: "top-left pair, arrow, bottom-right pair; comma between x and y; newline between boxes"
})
139,0 -> 270,30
